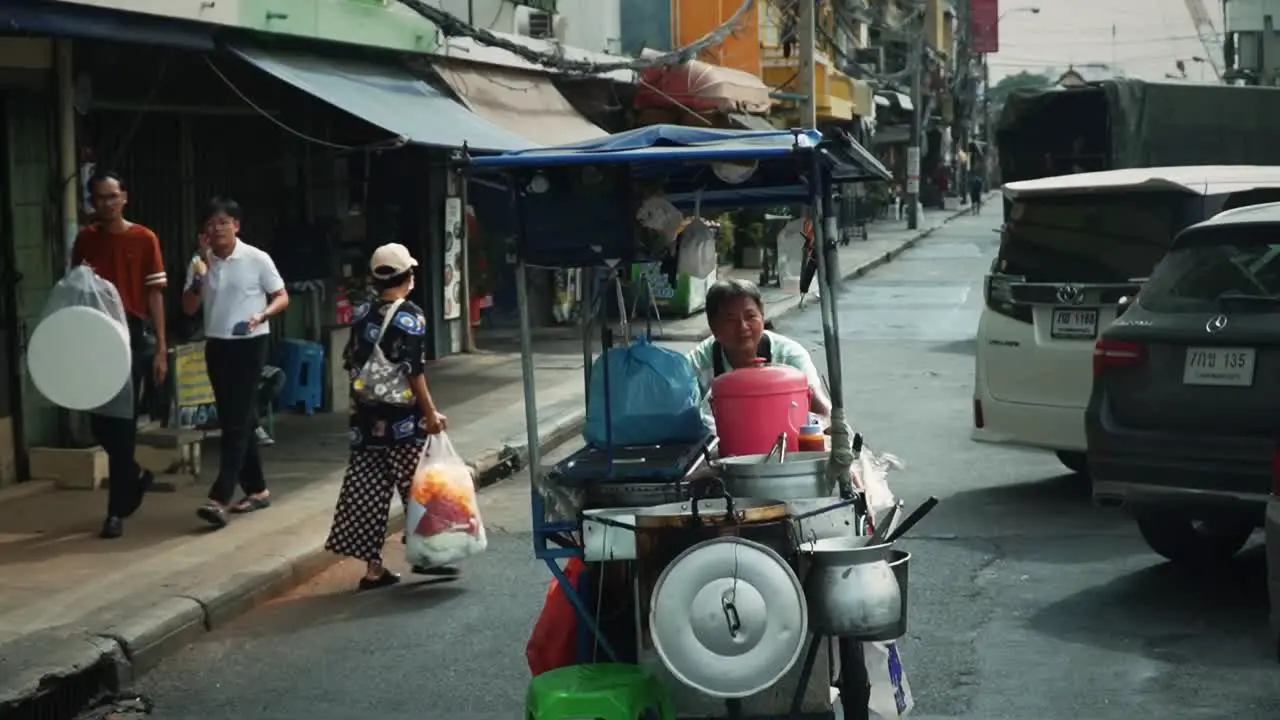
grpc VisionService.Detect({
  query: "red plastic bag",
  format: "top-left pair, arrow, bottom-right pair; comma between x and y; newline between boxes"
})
526,558 -> 587,676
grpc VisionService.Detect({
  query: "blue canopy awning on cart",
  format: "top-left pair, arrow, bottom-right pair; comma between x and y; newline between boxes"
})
464,124 -> 890,205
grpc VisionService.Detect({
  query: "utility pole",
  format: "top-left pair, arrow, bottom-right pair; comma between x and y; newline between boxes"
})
954,0 -> 971,205
982,53 -> 991,185
798,0 -> 817,129
906,8 -> 925,230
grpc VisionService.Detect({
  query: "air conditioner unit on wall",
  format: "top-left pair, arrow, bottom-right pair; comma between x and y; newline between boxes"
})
855,46 -> 886,75
514,5 -> 568,42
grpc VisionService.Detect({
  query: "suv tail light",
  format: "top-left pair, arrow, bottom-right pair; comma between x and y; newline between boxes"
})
1093,338 -> 1145,376
1272,441 -> 1280,496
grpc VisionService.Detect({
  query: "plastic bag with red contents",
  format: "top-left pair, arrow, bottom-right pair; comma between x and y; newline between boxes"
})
526,558 -> 587,676
406,432 -> 487,567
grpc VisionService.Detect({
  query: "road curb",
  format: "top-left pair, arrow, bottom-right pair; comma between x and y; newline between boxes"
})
0,417 -> 582,716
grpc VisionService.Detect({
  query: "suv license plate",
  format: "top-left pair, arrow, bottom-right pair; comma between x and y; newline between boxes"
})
1183,347 -> 1256,387
1050,307 -> 1098,339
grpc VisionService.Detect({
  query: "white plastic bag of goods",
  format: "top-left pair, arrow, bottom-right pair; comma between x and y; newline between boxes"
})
776,218 -> 809,283
676,218 -> 717,278
406,432 -> 487,567
28,265 -> 134,417
866,640 -> 914,719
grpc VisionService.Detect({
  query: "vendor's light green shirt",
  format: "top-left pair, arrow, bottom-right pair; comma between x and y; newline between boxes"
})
686,330 -> 828,430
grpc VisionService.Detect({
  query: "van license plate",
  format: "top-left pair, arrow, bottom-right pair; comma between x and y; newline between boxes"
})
1183,347 -> 1256,387
1050,307 -> 1098,339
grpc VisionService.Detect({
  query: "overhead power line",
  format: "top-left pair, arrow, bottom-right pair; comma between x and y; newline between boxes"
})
395,0 -> 756,75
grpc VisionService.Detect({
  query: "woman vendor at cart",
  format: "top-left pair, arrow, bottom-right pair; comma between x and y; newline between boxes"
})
687,278 -> 831,428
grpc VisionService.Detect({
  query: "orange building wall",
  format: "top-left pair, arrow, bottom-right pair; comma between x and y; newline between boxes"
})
672,0 -> 762,76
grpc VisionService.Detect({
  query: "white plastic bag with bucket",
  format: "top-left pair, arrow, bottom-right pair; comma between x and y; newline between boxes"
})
854,446 -> 906,536
31,265 -> 134,419
406,432 -> 487,567
866,640 -> 914,719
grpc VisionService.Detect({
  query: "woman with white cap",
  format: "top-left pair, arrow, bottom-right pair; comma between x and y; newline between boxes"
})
324,242 -> 451,590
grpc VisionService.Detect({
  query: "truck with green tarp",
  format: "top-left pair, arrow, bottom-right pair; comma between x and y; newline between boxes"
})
995,79 -> 1280,192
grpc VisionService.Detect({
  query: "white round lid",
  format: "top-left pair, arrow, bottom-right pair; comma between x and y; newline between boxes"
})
28,306 -> 131,410
649,536 -> 808,699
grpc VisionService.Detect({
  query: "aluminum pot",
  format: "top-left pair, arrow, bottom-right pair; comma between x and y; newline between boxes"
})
716,451 -> 832,501
582,508 -> 640,562
860,549 -> 910,641
800,538 -> 902,638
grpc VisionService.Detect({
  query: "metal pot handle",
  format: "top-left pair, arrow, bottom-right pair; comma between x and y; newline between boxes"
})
690,476 -> 735,524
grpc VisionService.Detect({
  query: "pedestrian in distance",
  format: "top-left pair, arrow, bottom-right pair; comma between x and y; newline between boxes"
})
71,170 -> 168,539
182,197 -> 289,528
968,172 -> 985,215
323,243 -> 456,591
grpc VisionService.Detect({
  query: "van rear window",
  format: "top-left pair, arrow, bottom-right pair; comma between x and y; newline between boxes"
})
995,192 -> 1192,284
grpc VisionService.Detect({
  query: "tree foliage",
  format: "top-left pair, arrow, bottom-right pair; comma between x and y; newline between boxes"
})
988,70 -> 1055,107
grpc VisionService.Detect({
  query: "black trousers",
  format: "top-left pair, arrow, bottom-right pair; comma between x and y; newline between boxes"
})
89,315 -> 150,518
205,336 -> 269,505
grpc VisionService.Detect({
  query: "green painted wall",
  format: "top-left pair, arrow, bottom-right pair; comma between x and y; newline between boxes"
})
237,0 -> 439,53
4,90 -> 60,452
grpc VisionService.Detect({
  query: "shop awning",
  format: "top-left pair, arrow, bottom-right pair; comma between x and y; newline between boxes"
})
229,45 -> 535,152
432,60 -> 607,147
0,1 -> 214,50
729,113 -> 778,131
635,53 -> 773,116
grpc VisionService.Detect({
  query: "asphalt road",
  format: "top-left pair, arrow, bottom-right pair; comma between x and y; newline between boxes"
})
120,211 -> 1280,719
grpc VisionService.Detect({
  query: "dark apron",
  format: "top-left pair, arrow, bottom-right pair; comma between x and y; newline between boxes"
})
710,334 -> 773,377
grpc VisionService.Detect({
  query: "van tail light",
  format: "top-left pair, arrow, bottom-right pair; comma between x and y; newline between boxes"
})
983,274 -> 1032,324
1093,339 -> 1145,376
973,398 -> 985,429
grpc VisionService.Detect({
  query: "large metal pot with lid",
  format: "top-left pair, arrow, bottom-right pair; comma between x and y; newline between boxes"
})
633,481 -> 798,656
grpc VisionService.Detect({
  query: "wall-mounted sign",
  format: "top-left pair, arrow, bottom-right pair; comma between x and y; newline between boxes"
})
442,197 -> 463,321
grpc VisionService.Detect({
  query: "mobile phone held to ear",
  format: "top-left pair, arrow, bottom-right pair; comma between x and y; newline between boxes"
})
232,321 -> 251,336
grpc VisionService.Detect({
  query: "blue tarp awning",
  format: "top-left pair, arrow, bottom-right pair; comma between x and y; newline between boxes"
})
230,45 -> 536,152
465,125 -> 890,206
467,125 -> 823,169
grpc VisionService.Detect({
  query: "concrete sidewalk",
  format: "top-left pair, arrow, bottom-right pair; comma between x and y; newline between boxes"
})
0,337 -> 624,715
0,199 -> 981,715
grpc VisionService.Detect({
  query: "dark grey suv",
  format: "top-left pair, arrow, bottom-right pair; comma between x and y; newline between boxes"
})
1087,202 -> 1280,567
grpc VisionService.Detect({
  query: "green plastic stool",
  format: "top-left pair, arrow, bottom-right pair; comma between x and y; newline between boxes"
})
526,663 -> 674,720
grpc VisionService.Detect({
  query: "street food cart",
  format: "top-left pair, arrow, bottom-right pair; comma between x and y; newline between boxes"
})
459,125 -> 923,720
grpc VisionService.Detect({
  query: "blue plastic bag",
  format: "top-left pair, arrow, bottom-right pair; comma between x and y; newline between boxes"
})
584,336 -> 705,448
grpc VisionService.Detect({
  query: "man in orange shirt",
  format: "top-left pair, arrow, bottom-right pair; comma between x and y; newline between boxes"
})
71,170 -> 168,539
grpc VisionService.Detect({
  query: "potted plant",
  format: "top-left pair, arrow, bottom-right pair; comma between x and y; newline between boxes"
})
716,213 -> 736,266
740,222 -> 766,269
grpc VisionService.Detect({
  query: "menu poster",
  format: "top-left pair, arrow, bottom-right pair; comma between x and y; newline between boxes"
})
443,197 -> 463,321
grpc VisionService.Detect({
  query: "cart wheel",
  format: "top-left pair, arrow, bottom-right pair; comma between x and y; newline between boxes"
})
638,707 -> 661,720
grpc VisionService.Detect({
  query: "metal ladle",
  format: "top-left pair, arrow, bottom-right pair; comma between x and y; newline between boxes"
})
764,432 -> 787,463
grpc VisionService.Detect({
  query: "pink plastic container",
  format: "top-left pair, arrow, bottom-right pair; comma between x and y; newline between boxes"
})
711,360 -> 811,457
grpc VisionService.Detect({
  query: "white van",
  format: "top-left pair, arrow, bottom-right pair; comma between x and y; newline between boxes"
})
972,166 -> 1280,472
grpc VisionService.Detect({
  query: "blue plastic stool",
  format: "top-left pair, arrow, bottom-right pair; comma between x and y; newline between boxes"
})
277,339 -> 325,415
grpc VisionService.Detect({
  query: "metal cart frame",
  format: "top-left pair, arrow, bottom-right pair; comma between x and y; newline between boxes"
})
459,124 -> 891,720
